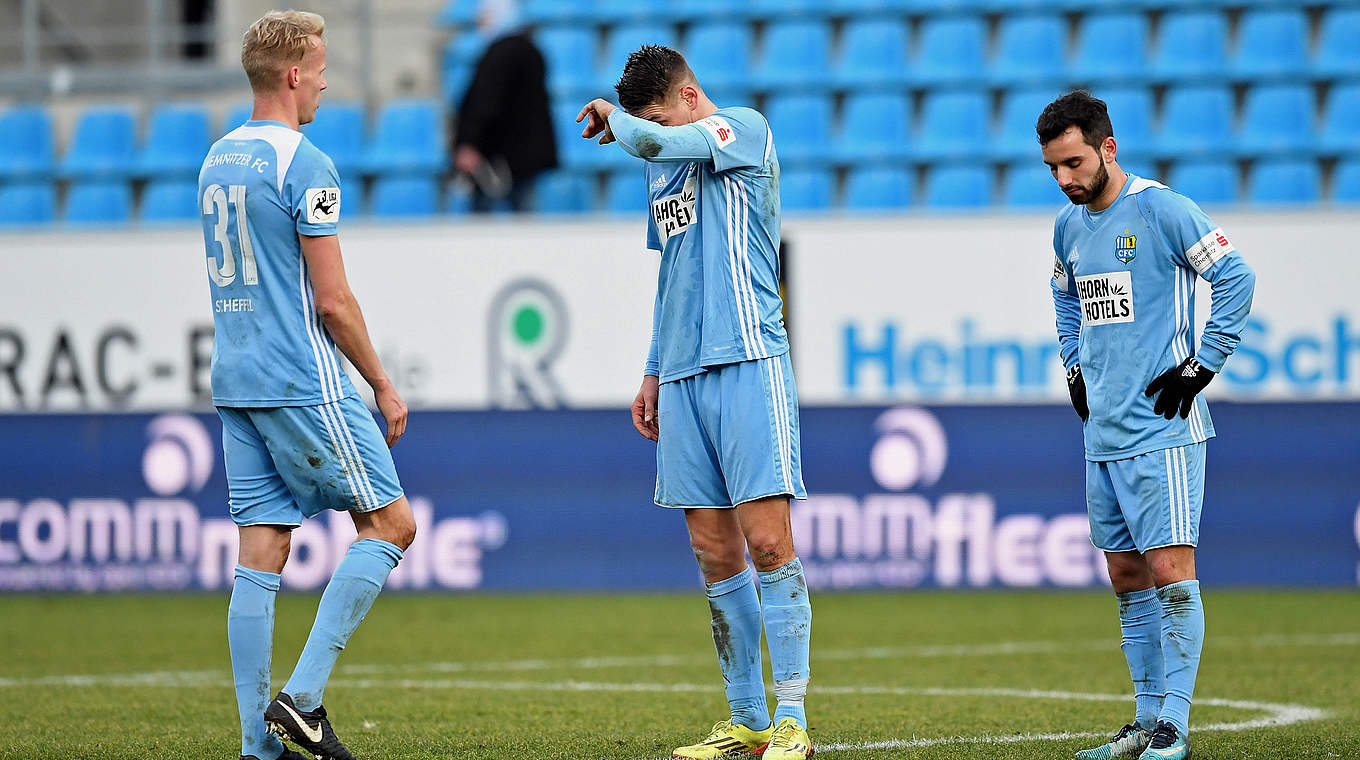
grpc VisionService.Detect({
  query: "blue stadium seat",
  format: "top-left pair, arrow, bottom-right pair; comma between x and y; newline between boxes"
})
1247,160 -> 1320,205
685,23 -> 752,92
1334,159 -> 1360,204
64,180 -> 133,226
1100,88 -> 1155,162
753,21 -> 832,90
1320,84 -> 1360,156
832,19 -> 909,89
992,88 -> 1062,162
435,0 -> 478,26
989,14 -> 1066,87
831,93 -> 910,162
1232,10 -> 1308,81
537,26 -> 596,96
1236,85 -> 1315,157
925,166 -> 991,208
301,102 -> 367,180
593,0 -> 669,23
521,0 -> 591,24
844,166 -> 911,211
141,179 -> 200,223
826,0 -> 912,12
60,106 -> 138,179
1070,13 -> 1148,84
532,171 -> 594,214
598,23 -> 677,91
361,100 -> 446,176
1167,161 -> 1237,206
764,94 -> 832,164
605,170 -> 647,214
913,90 -> 990,162
1156,86 -> 1233,159
442,33 -> 487,103
1150,11 -> 1228,82
908,17 -> 986,87
0,182 -> 56,226
371,176 -> 441,216
221,103 -> 254,136
0,106 -> 55,180
553,102 -> 605,168
751,0 -> 836,16
137,104 -> 211,178
1005,164 -> 1065,208
1315,9 -> 1360,80
780,167 -> 833,212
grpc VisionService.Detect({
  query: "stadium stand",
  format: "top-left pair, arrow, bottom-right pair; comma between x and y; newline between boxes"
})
925,166 -> 991,208
605,169 -> 648,214
1334,159 -> 1360,204
64,180 -> 133,226
6,1 -> 1360,226
142,179 -> 201,223
532,171 -> 594,214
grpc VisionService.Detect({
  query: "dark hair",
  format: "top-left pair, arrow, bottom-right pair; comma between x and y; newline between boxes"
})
1036,91 -> 1114,151
615,45 -> 693,114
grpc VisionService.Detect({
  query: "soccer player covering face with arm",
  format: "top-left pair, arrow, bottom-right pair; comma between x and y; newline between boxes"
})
201,11 -> 417,760
578,46 -> 813,760
1039,92 -> 1256,760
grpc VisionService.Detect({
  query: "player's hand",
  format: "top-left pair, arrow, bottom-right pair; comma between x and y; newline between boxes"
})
374,381 -> 408,447
1066,364 -> 1089,422
1144,357 -> 1215,420
454,145 -> 484,175
576,99 -> 616,145
632,374 -> 659,442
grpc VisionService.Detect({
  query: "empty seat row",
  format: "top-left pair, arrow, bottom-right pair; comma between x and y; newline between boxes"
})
534,159 -> 1360,215
444,0 -> 1356,25
506,8 -> 1360,97
0,100 -> 447,183
552,85 -> 1360,170
0,176 -> 461,227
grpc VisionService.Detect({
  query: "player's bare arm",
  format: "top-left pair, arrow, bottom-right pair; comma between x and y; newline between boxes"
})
299,233 -> 407,446
631,374 -> 659,442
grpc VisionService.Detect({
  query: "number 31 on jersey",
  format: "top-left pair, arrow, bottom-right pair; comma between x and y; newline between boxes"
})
203,183 -> 257,287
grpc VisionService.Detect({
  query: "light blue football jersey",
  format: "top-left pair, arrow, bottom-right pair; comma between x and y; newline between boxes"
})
607,106 -> 788,383
197,119 -> 356,407
1051,175 -> 1256,461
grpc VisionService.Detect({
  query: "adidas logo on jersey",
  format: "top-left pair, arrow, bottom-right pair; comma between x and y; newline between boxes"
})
651,173 -> 667,190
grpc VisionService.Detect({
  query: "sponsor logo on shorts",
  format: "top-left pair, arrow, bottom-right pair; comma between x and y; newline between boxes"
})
1075,271 -> 1135,326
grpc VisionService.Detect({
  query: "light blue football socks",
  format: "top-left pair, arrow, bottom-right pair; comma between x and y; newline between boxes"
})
760,558 -> 812,727
706,567 -> 770,731
283,538 -> 404,711
1116,586 -> 1166,730
1157,580 -> 1204,736
228,565 -> 285,760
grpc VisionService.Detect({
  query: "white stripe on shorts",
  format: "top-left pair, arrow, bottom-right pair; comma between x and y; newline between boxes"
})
764,358 -> 792,494
317,400 -> 366,510
325,400 -> 380,509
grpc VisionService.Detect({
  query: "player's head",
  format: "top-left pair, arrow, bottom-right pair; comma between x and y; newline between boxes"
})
241,10 -> 328,126
615,45 -> 706,126
1036,91 -> 1119,206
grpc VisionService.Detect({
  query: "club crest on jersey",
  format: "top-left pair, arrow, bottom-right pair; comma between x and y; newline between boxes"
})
1114,230 -> 1137,264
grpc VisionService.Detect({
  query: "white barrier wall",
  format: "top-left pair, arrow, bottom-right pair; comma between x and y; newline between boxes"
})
0,210 -> 1356,412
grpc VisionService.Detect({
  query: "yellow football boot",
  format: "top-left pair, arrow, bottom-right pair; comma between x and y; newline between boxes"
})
672,719 -> 774,759
762,717 -> 813,759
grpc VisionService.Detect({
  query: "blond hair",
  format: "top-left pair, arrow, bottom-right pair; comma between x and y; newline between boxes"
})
241,10 -> 326,91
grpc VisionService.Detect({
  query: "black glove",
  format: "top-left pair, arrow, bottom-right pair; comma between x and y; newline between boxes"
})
1066,364 -> 1089,422
1144,357 -> 1215,420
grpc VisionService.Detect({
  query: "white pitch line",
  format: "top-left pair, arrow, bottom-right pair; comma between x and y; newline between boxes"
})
1,631 -> 1355,689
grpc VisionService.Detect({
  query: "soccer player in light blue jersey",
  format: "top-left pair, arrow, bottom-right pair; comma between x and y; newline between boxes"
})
577,46 -> 813,760
1039,92 -> 1256,760
202,12 -> 416,760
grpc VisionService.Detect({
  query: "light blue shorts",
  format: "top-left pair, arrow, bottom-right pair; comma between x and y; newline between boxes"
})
655,353 -> 807,509
1086,443 -> 1205,553
217,395 -> 404,527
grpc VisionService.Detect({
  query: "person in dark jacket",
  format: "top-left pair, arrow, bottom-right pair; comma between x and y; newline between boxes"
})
453,0 -> 558,212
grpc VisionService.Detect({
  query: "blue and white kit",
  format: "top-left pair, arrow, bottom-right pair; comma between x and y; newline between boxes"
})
199,120 -> 402,525
1051,174 -> 1255,550
608,106 -> 807,508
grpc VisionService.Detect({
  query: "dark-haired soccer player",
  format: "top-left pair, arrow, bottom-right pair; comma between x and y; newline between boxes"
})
1040,91 -> 1256,760
578,46 -> 813,760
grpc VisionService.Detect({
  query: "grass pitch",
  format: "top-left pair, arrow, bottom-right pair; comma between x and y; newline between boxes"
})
1,590 -> 1357,759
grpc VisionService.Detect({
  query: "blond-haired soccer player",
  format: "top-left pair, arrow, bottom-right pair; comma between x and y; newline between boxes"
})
203,11 -> 416,760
